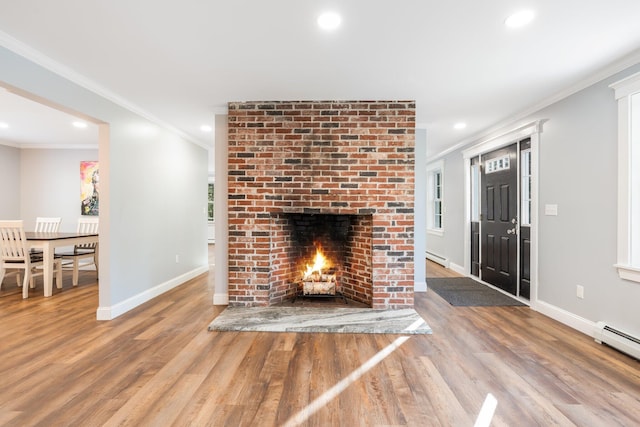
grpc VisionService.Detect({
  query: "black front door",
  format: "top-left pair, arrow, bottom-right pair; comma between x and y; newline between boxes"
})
481,143 -> 518,295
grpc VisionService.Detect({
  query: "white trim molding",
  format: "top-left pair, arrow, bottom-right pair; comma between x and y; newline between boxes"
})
462,120 -> 546,160
614,264 -> 640,283
462,119 -> 543,305
611,71 -> 640,283
213,293 -> 229,305
534,300 -> 596,338
96,266 -> 209,320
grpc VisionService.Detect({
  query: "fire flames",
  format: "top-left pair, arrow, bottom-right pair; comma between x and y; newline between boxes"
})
302,247 -> 329,280
300,245 -> 337,296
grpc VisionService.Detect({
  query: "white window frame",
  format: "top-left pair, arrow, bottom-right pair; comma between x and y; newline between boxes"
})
611,71 -> 640,283
427,160 -> 444,236
208,182 -> 215,222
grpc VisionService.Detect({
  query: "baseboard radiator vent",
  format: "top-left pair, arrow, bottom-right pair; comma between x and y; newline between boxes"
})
425,251 -> 449,268
594,321 -> 640,360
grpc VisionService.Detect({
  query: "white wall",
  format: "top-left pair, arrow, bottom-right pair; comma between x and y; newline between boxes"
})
0,144 -> 20,219
414,129 -> 427,291
213,114 -> 228,305
428,62 -> 640,339
0,46 -> 209,319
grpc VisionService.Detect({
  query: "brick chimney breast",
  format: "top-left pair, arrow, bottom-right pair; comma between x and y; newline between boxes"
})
227,101 -> 415,309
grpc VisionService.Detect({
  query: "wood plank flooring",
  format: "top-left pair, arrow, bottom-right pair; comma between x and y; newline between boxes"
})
0,260 -> 638,426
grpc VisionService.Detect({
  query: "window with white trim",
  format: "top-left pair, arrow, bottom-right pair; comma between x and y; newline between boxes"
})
208,182 -> 215,222
427,160 -> 444,234
611,71 -> 640,283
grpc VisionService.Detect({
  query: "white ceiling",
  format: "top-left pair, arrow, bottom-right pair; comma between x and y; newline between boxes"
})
0,88 -> 98,148
1,1 -> 640,157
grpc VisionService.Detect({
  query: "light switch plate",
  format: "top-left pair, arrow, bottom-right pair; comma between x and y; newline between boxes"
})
545,204 -> 558,216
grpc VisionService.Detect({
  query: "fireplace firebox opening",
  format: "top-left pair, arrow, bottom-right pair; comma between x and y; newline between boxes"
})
269,213 -> 373,306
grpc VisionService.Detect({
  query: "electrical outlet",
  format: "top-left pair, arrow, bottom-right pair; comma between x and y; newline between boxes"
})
175,254 -> 180,263
576,285 -> 584,299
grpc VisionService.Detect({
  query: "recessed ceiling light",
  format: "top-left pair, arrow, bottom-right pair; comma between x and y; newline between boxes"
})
454,122 -> 467,130
0,122 -> 9,129
505,10 -> 535,28
317,11 -> 341,31
200,125 -> 213,132
72,121 -> 88,129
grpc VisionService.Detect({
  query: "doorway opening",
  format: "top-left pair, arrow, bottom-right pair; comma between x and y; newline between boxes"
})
470,138 -> 531,300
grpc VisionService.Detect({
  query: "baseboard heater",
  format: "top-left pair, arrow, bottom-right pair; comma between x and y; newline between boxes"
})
594,321 -> 640,360
425,251 -> 449,268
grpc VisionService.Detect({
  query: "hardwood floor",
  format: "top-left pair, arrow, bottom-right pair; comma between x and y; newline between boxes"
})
0,260 -> 638,426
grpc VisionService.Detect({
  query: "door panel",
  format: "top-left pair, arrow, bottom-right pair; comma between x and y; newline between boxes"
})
487,187 -> 495,220
500,185 -> 510,221
500,236 -> 510,274
486,234 -> 495,270
481,143 -> 518,295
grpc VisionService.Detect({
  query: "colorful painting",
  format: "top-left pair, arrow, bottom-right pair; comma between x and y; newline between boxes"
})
80,161 -> 99,216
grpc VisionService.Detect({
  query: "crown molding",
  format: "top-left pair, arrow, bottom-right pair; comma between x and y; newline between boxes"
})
0,140 -> 98,150
0,140 -> 19,148
21,144 -> 99,150
427,48 -> 640,163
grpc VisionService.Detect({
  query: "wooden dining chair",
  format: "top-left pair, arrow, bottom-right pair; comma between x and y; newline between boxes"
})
0,220 -> 63,298
59,217 -> 99,286
31,217 -> 62,256
35,217 -> 62,233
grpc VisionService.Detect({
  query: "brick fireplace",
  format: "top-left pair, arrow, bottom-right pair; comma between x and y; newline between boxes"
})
227,100 -> 415,309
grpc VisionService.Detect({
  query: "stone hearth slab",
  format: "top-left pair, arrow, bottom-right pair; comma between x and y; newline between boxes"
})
208,307 -> 431,334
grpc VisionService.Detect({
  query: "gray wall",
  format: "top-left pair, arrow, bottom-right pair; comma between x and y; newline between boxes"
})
0,144 -> 20,219
533,64 -> 640,336
425,150 -> 466,269
428,62 -> 640,338
0,46 -> 209,317
19,148 -> 98,232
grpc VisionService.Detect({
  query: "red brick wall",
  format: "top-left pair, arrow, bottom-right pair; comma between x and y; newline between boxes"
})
227,100 -> 416,309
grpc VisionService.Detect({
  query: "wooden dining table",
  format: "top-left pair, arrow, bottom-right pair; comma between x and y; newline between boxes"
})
26,231 -> 99,297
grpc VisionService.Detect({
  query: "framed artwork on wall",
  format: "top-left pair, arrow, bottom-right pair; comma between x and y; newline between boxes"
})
80,161 -> 99,216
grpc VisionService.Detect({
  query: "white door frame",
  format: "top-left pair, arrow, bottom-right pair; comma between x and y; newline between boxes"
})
462,120 -> 544,309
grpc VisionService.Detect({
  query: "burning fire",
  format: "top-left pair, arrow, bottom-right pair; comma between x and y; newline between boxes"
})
303,247 -> 329,280
300,245 -> 337,296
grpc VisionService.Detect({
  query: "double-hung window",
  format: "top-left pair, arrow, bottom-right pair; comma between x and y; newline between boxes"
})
611,71 -> 640,282
427,160 -> 444,235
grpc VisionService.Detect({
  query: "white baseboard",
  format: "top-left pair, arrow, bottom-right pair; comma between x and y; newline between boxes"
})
96,266 -> 209,320
449,262 -> 466,276
415,280 -> 427,293
533,300 -> 596,338
213,293 -> 229,305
